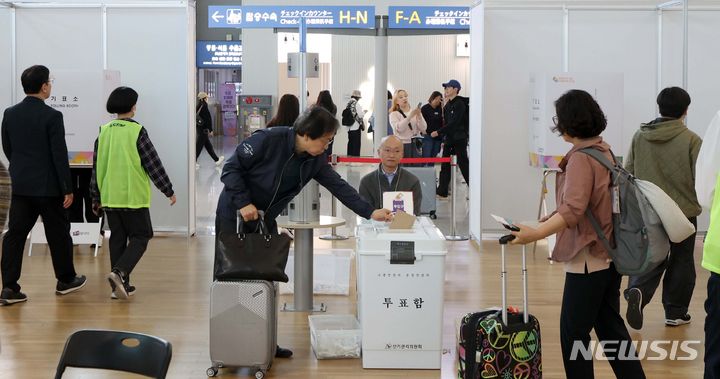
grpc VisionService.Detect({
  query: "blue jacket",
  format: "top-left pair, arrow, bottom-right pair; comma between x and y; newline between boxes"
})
216,127 -> 374,222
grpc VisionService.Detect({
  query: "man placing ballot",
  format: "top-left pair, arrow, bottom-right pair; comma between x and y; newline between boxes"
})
359,135 -> 422,216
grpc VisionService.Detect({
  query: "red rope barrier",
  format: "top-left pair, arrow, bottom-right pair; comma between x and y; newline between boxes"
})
334,156 -> 452,164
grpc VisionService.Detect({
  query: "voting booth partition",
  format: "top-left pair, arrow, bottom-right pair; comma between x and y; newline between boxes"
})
356,217 -> 447,369
0,1 -> 196,234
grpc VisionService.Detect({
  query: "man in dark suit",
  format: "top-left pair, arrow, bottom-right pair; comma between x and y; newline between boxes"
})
0,65 -> 86,305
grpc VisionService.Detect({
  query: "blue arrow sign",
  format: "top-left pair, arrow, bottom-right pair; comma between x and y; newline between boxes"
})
388,6 -> 470,29
208,6 -> 375,29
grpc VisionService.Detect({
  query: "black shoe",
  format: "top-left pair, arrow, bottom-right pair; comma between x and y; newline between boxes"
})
665,314 -> 691,327
275,345 -> 293,358
625,288 -> 643,330
107,270 -> 127,299
0,288 -> 28,306
56,275 -> 87,295
111,284 -> 136,300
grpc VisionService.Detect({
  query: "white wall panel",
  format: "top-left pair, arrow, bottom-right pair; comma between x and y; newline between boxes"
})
0,8 -> 12,166
482,10 -> 563,232
15,8 -> 102,83
107,7 -> 191,231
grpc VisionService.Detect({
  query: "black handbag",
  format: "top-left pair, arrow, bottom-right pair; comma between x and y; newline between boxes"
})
214,215 -> 291,282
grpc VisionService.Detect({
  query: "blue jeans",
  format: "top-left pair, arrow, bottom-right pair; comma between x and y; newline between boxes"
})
421,135 -> 442,166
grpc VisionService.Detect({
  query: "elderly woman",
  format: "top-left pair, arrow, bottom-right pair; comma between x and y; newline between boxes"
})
510,89 -> 646,379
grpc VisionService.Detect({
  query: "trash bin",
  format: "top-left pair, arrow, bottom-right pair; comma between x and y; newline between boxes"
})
355,216 -> 447,369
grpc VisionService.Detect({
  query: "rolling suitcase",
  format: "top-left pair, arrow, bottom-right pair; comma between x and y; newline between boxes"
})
404,166 -> 437,219
457,236 -> 542,379
208,280 -> 277,378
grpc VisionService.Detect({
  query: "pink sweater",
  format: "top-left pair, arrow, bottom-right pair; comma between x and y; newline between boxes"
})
389,109 -> 427,144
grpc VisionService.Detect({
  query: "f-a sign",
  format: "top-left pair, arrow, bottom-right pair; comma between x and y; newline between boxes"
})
389,6 -> 470,29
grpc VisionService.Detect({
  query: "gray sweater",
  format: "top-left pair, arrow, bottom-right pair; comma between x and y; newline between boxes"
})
359,166 -> 422,216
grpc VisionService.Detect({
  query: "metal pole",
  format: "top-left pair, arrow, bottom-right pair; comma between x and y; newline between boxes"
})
445,155 -> 468,241
319,194 -> 348,240
656,8 -> 663,105
682,0 -> 688,89
373,15 -> 389,150
562,5 -> 569,72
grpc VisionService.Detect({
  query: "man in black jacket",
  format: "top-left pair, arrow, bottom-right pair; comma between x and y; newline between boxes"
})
216,106 -> 392,358
432,79 -> 469,198
0,65 -> 86,305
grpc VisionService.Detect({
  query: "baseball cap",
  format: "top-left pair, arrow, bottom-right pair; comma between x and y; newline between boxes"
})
197,92 -> 209,100
442,80 -> 461,90
351,90 -> 362,98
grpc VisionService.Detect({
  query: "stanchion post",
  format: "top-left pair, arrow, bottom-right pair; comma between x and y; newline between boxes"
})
320,154 -> 349,241
445,155 -> 468,241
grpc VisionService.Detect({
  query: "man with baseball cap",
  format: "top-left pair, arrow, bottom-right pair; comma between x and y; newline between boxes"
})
432,79 -> 469,197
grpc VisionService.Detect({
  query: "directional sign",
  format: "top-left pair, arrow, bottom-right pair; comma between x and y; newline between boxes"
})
208,6 -> 375,29
389,6 -> 470,29
196,41 -> 242,68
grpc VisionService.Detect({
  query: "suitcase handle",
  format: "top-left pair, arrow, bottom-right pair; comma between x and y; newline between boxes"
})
499,235 -> 529,326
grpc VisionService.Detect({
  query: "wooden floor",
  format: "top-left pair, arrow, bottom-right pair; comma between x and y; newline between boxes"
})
0,234 -> 708,378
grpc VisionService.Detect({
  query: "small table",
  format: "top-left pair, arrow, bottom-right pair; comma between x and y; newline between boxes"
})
276,215 -> 346,312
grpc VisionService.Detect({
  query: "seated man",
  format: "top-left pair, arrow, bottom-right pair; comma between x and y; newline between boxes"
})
359,135 -> 422,216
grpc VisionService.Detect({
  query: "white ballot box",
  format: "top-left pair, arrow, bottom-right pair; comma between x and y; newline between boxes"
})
355,216 -> 447,369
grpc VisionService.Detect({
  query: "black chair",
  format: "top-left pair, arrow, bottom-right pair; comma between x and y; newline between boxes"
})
55,329 -> 172,379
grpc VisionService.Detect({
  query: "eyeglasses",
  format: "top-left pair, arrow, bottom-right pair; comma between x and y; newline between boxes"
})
381,148 -> 402,155
323,138 -> 334,146
552,116 -> 558,126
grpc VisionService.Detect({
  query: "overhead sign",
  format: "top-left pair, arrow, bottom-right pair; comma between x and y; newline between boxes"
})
389,6 -> 470,29
208,5 -> 375,29
196,40 -> 242,68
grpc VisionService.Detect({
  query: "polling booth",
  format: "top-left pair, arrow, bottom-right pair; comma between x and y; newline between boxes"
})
474,1 -> 720,239
1,1 -> 196,235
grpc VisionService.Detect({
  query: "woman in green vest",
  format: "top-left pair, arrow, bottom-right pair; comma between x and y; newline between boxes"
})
90,87 -> 176,300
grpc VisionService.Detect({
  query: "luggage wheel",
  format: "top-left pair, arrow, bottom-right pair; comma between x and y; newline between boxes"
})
429,211 -> 437,220
255,369 -> 266,379
206,366 -> 219,377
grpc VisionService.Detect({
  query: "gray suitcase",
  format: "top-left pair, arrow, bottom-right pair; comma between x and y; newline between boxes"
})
208,280 -> 277,378
404,166 -> 437,218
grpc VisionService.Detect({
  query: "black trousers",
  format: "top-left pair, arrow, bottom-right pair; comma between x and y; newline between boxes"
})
628,217 -> 697,319
69,168 -> 99,223
561,264 -> 645,379
347,129 -> 362,156
706,272 -> 720,379
1,195 -> 76,291
196,132 -> 219,161
436,140 -> 469,197
105,209 -> 153,280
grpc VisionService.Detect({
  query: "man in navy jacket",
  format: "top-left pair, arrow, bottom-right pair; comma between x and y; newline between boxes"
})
0,65 -> 86,305
215,107 -> 392,357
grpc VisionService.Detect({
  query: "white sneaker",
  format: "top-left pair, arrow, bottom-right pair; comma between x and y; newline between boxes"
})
195,163 -> 200,169
215,156 -> 225,166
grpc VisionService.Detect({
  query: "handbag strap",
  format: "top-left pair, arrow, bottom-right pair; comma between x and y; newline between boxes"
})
235,210 -> 269,236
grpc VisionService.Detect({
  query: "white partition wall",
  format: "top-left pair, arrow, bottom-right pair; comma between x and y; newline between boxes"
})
0,6 -> 13,167
5,1 -> 195,233
478,4 -> 720,236
468,1 -> 483,241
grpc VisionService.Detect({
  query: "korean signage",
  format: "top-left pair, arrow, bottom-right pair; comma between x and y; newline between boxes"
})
33,70 -> 120,164
208,5 -> 375,29
389,6 -> 470,29
196,41 -> 242,68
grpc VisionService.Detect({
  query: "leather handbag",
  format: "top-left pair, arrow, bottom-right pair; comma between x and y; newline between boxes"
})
214,213 -> 291,282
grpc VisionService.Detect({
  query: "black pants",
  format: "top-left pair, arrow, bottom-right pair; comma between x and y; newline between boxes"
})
706,272 -> 720,379
347,129 -> 361,156
69,168 -> 100,223
628,217 -> 697,319
1,195 -> 76,291
105,209 -> 153,279
560,264 -> 645,379
196,132 -> 219,161
436,140 -> 469,197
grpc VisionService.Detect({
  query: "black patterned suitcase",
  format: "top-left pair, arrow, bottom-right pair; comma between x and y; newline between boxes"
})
457,236 -> 542,379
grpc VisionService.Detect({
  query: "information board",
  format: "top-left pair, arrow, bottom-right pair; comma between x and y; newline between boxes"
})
208,5 -> 375,29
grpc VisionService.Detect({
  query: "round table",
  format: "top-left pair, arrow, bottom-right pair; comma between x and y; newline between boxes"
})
276,215 -> 346,312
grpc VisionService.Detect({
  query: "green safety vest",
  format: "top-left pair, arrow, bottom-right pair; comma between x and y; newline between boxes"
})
703,173 -> 720,274
96,119 -> 151,208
